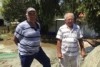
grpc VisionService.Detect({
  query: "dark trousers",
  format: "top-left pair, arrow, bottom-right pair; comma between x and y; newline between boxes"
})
19,47 -> 51,67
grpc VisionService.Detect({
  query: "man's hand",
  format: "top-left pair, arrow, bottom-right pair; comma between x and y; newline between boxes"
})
81,50 -> 86,58
57,53 -> 63,59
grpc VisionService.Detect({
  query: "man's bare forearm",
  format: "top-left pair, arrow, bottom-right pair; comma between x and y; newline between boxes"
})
14,36 -> 19,45
79,38 -> 86,58
57,39 -> 62,54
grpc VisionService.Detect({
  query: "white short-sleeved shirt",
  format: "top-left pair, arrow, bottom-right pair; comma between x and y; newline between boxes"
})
14,20 -> 41,55
56,24 -> 83,56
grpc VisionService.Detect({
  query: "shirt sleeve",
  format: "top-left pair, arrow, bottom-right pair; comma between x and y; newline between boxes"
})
56,28 -> 63,40
14,24 -> 23,40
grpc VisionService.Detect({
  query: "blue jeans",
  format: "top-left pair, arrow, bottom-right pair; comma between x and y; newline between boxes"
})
19,47 -> 51,67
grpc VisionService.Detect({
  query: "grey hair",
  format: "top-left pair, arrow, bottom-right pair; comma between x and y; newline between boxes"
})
64,13 -> 74,20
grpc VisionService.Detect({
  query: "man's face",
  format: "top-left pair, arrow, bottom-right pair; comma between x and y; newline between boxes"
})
65,16 -> 74,27
26,11 -> 37,21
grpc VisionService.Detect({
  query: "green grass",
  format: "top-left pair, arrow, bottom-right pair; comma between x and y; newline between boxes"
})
0,53 -> 18,60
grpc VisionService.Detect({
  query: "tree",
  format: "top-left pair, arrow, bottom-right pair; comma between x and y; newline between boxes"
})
59,0 -> 84,19
2,0 -> 25,22
2,0 -> 60,34
39,0 -> 60,34
60,0 -> 100,35
82,0 -> 100,34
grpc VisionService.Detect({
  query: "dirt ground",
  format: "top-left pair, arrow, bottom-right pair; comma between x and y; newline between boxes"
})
0,43 -> 59,67
0,33 -> 100,67
0,33 -> 59,67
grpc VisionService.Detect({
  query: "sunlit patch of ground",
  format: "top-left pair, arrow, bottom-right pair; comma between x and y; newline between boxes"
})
0,33 -> 100,67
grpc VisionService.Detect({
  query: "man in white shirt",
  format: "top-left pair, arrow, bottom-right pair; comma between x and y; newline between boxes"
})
56,13 -> 86,67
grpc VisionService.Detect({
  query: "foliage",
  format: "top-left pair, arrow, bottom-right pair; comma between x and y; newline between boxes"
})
2,0 -> 100,34
2,0 -> 60,34
59,0 -> 87,23
39,0 -> 60,34
60,0 -> 100,34
59,0 -> 81,17
2,0 -> 24,21
82,0 -> 100,34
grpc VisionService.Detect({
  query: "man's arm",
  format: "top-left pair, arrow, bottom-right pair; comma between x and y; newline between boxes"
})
78,38 -> 86,58
57,39 -> 63,59
13,36 -> 19,46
